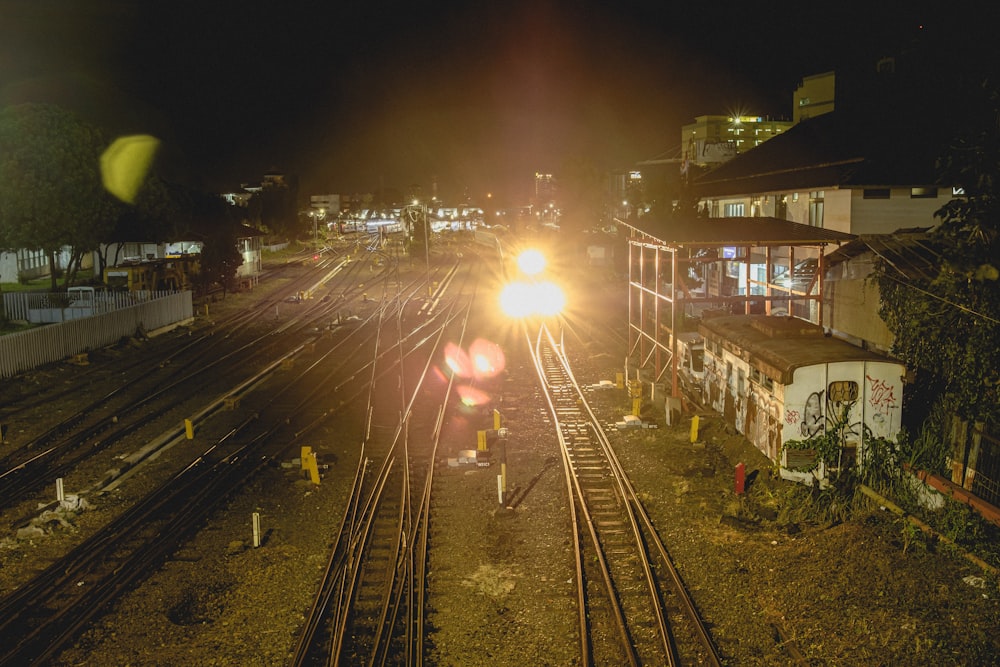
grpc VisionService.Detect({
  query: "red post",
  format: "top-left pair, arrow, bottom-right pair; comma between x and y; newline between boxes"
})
734,462 -> 746,495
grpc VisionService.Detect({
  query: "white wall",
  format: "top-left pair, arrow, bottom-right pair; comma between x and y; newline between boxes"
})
850,189 -> 945,234
704,346 -> 904,483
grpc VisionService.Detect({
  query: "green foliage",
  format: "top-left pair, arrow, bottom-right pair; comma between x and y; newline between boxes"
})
857,429 -> 905,496
900,400 -> 950,477
874,83 -> 1000,424
899,519 -> 923,555
782,400 -> 857,479
0,103 -> 122,289
935,500 -> 992,547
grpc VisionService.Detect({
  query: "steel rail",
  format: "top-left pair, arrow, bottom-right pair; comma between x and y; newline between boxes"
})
289,263 -> 476,666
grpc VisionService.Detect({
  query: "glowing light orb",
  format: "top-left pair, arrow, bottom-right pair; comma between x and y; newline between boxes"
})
516,249 -> 546,276
469,338 -> 505,378
457,384 -> 490,407
444,342 -> 471,376
443,339 -> 505,380
500,281 -> 565,318
100,134 -> 160,203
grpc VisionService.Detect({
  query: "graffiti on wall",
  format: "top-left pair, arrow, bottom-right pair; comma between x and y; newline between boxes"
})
866,374 -> 900,437
747,385 -> 783,460
827,380 -> 861,444
702,347 -> 903,473
799,391 -> 824,437
704,357 -> 726,414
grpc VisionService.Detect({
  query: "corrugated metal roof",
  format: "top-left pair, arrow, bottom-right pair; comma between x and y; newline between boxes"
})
698,314 -> 898,385
692,110 -> 945,198
625,216 -> 854,248
825,230 -> 942,282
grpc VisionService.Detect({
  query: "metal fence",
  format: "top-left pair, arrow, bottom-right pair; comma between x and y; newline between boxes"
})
0,291 -> 193,378
2,289 -> 177,322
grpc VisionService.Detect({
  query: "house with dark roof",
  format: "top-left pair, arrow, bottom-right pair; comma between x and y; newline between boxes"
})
692,108 -> 955,237
685,89 -> 965,359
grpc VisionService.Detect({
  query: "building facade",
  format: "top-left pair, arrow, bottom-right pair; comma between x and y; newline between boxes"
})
681,115 -> 793,169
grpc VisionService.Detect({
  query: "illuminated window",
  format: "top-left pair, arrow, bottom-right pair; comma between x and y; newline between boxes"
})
863,188 -> 890,199
910,187 -> 938,199
808,191 -> 824,227
724,203 -> 745,217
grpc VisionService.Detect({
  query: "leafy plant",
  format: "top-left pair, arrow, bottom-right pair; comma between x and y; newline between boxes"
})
898,400 -> 950,477
935,499 -> 991,547
782,399 -> 858,481
900,518 -> 923,554
857,428 -> 905,496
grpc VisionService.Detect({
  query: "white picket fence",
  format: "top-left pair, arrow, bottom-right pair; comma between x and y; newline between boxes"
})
0,291 -> 193,378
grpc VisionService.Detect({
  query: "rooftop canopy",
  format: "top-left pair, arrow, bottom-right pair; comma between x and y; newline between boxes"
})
621,215 -> 855,249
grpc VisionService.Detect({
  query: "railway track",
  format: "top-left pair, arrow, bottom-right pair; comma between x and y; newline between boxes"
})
0,255 -> 386,511
0,248 -> 461,663
291,262 -> 477,666
528,322 -> 723,666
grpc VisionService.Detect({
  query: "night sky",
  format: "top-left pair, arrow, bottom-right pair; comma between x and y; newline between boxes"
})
0,1 -> 965,204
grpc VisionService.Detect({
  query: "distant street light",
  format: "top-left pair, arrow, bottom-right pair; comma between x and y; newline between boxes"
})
309,208 -> 325,251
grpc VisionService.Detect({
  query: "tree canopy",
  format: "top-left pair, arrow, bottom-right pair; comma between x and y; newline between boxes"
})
0,103 -> 121,289
875,83 -> 1000,423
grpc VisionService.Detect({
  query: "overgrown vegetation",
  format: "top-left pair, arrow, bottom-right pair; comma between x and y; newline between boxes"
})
781,399 -> 858,483
874,82 -> 1000,427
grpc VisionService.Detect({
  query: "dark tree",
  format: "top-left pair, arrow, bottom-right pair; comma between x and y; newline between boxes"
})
0,103 -> 121,289
875,82 -> 1000,423
558,156 -> 604,232
189,191 -> 244,297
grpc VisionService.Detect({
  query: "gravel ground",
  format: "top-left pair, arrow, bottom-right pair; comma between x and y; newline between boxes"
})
2,250 -> 999,666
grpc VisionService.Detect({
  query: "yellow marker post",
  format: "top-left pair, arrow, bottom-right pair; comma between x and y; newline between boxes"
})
616,372 -> 624,389
185,419 -> 194,439
632,397 -> 642,417
477,430 -> 488,451
305,452 -> 321,485
301,446 -> 320,484
690,415 -> 700,443
493,409 -> 501,430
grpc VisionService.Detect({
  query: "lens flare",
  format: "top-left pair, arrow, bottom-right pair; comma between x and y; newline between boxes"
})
100,134 -> 160,203
516,249 -> 546,276
457,384 -> 490,407
469,338 -> 505,378
500,281 -> 565,318
443,339 -> 505,379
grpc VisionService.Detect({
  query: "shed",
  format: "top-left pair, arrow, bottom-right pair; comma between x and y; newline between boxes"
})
698,314 -> 904,484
